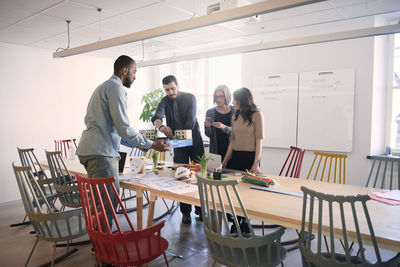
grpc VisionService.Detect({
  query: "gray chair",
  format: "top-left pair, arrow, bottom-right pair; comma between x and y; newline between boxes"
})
45,150 -> 81,209
12,163 -> 86,267
197,175 -> 286,267
10,148 -> 57,228
365,155 -> 400,190
299,186 -> 400,267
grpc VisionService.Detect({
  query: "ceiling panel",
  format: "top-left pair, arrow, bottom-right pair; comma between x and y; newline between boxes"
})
125,2 -> 193,28
99,13 -> 150,34
0,0 -> 62,24
335,0 -> 400,18
0,24 -> 49,45
44,1 -> 114,25
71,0 -> 162,15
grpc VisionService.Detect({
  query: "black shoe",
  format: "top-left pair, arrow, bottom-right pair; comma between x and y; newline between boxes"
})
230,224 -> 237,234
182,213 -> 191,224
240,221 -> 251,235
99,262 -> 114,267
194,209 -> 202,221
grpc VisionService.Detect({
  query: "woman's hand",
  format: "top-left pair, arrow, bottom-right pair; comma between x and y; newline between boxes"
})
221,160 -> 227,168
212,122 -> 226,131
204,120 -> 212,128
250,163 -> 262,175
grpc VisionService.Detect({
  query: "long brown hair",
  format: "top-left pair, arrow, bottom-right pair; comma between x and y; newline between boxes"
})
233,87 -> 258,126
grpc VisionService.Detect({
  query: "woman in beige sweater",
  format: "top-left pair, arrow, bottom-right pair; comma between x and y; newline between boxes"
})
222,87 -> 263,174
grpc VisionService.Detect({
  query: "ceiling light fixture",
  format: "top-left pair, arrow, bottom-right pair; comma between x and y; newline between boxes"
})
136,24 -> 400,68
53,0 -> 327,58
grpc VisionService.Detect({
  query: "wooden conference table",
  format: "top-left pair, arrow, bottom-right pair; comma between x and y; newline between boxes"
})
40,159 -> 400,252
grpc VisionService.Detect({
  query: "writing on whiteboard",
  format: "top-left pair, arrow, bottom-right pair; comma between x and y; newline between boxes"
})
310,78 -> 341,91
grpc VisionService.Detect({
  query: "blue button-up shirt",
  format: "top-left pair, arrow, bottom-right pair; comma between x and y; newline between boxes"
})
77,75 -> 152,159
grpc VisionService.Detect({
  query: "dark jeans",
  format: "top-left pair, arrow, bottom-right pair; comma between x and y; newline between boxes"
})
226,150 -> 255,171
78,155 -> 120,230
174,141 -> 204,214
226,150 -> 257,225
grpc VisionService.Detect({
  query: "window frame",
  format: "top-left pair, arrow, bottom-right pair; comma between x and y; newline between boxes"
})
385,33 -> 400,154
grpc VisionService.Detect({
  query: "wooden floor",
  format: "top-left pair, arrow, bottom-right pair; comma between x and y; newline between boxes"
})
0,196 -> 396,267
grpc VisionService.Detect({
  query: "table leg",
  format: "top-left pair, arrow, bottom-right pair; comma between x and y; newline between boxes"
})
136,189 -> 143,230
147,194 -> 157,227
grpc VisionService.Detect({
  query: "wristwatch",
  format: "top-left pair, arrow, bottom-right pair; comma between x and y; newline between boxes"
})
158,125 -> 165,131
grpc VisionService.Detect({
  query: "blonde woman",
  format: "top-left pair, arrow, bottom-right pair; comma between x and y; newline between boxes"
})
204,85 -> 234,161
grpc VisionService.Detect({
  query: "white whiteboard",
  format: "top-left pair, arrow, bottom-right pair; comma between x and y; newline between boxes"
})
297,69 -> 355,152
253,73 -> 298,148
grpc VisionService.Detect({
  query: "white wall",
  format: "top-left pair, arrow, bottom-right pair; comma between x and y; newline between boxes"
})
0,42 -> 151,203
242,26 -> 382,186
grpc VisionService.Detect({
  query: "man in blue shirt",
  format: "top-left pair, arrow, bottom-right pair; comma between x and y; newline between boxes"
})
152,75 -> 204,224
77,55 -> 169,227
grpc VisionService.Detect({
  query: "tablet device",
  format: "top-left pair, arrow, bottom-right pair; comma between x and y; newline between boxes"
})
118,152 -> 127,173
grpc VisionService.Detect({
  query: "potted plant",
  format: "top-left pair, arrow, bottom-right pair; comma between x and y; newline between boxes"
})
139,88 -> 164,123
151,150 -> 159,171
198,153 -> 213,178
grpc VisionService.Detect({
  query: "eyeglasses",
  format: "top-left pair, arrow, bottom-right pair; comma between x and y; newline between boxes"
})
215,95 -> 225,99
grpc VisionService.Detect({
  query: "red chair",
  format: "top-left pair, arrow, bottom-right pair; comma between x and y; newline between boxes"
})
54,139 -> 77,158
279,146 -> 305,178
76,175 -> 169,267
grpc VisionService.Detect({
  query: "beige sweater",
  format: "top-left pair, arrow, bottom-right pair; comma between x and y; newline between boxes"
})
231,110 -> 264,151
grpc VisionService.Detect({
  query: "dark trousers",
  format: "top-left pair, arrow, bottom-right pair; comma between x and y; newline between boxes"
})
226,150 -> 255,171
226,150 -> 256,224
174,141 -> 204,214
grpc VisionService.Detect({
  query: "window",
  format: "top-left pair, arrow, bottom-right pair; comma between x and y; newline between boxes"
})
174,54 -> 242,139
388,33 -> 400,152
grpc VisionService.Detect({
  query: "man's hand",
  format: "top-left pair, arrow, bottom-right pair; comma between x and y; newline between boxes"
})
212,122 -> 226,131
160,125 -> 173,137
151,139 -> 171,152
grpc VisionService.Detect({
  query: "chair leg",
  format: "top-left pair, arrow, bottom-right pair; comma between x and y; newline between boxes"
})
10,214 -> 31,227
323,235 -> 329,253
25,237 -> 40,267
51,243 -> 57,267
163,252 -> 169,267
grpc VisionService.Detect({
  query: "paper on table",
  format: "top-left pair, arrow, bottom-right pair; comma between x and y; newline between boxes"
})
369,193 -> 400,205
138,175 -> 198,194
374,190 -> 400,202
119,172 -> 154,181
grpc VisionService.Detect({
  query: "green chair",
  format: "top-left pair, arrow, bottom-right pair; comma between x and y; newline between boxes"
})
197,175 -> 286,267
13,163 -> 86,266
299,186 -> 400,267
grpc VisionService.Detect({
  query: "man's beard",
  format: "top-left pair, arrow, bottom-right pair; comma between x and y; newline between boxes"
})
123,77 -> 133,88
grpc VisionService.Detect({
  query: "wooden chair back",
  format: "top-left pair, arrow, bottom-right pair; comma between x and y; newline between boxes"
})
279,146 -> 305,178
306,152 -> 347,184
54,138 -> 77,158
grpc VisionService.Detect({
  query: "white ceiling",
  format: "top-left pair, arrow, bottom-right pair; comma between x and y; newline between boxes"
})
0,0 -> 400,61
